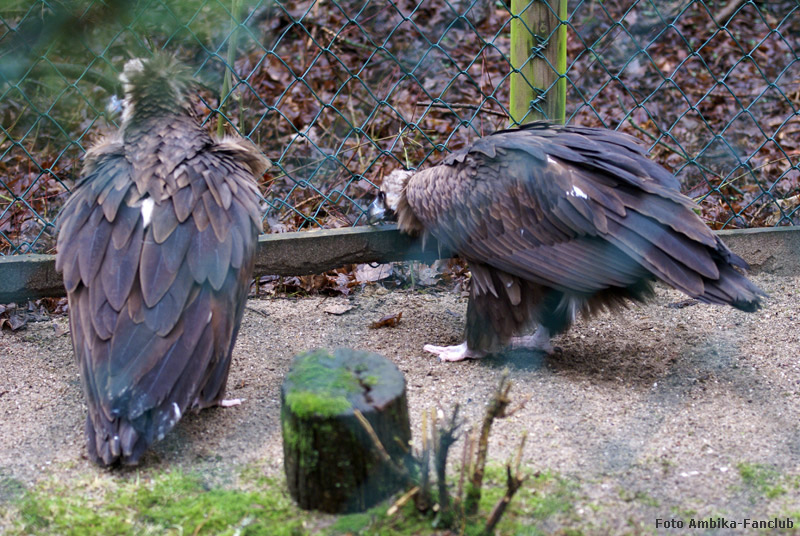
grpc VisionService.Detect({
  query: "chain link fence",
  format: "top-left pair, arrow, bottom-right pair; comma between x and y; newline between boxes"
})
1,0 -> 798,256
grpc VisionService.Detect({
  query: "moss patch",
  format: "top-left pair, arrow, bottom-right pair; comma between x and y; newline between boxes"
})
5,469 -> 307,536
1,464 -> 579,536
283,349 -> 363,418
737,462 -> 787,499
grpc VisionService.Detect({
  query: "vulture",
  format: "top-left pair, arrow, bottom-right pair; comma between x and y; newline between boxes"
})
368,122 -> 765,362
55,54 -> 267,465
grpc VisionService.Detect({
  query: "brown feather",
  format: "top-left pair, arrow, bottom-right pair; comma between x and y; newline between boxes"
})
388,122 -> 765,354
55,53 -> 265,465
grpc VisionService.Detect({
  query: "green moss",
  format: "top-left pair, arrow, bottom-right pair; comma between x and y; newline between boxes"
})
737,462 -> 787,499
286,390 -> 352,418
284,349 -> 363,418
363,375 -> 380,387
2,462 -> 585,536
7,469 -> 307,536
618,488 -> 659,507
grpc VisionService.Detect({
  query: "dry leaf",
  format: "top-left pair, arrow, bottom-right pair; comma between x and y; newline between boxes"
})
323,302 -> 355,315
356,263 -> 393,284
369,311 -> 403,329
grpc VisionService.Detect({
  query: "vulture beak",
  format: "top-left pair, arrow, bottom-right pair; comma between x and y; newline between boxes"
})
367,192 -> 389,225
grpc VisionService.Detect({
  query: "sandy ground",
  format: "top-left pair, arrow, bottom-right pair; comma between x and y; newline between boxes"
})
1,270 -> 799,533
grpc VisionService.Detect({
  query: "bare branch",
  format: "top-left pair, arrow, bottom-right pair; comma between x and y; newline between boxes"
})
435,404 -> 462,515
417,409 -> 432,511
466,369 -> 513,515
414,102 -> 509,118
387,486 -> 420,517
353,409 -> 412,486
483,465 -> 528,535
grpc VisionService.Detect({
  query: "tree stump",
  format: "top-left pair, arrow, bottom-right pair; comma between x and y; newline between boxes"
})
281,348 -> 411,513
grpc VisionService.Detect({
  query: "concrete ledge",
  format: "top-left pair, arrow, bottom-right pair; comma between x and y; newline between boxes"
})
0,225 -> 449,304
253,224 -> 448,276
0,225 -> 796,303
0,254 -> 62,304
716,227 -> 800,276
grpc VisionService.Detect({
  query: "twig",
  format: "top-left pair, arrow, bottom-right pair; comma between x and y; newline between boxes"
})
716,0 -> 748,25
695,153 -> 800,203
387,486 -> 420,517
513,432 -> 528,475
466,370 -> 513,515
415,101 -> 509,118
623,109 -> 687,160
245,305 -> 268,318
217,0 -> 243,138
319,25 -> 375,52
191,519 -> 209,536
456,428 -> 471,504
417,408 -> 431,511
483,433 -> 531,534
435,404 -> 462,516
482,465 -> 528,535
353,409 -> 412,485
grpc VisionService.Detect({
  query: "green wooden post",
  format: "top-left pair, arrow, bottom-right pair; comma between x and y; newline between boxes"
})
509,0 -> 567,125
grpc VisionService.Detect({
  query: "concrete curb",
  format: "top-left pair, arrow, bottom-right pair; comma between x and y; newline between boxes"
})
0,225 -> 796,303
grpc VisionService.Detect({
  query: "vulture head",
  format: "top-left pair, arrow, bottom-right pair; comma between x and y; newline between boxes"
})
373,122 -> 765,362
118,53 -> 196,125
368,169 -> 422,233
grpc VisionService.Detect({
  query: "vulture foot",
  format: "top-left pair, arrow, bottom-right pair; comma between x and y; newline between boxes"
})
424,341 -> 486,362
219,398 -> 243,407
511,326 -> 554,354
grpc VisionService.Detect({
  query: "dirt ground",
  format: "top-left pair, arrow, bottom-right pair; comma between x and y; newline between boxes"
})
1,268 -> 799,533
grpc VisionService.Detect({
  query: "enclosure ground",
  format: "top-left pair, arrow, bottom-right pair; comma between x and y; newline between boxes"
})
1,270 -> 799,533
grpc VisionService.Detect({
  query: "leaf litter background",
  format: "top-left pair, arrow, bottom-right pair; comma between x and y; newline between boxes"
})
2,0 -> 799,254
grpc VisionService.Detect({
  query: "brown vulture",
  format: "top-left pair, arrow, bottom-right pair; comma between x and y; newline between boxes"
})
55,54 -> 267,465
368,122 -> 764,362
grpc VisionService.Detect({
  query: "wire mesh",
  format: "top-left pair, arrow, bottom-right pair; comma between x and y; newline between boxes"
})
0,0 -> 798,256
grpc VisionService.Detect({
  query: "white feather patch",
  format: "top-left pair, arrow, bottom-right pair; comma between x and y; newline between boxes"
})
567,185 -> 588,199
141,198 -> 154,227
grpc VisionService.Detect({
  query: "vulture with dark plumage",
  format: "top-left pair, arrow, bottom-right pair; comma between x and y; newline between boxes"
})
369,122 -> 764,362
56,54 -> 267,465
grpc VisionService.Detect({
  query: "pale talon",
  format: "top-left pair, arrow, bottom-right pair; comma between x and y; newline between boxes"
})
219,398 -> 243,407
423,341 -> 486,362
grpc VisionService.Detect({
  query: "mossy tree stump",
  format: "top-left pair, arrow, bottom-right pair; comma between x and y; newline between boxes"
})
281,348 -> 411,513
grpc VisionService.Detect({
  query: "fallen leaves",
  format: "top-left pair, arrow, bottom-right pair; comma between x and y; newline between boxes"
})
2,0 -> 798,260
369,312 -> 403,329
322,302 -> 355,315
0,298 -> 66,331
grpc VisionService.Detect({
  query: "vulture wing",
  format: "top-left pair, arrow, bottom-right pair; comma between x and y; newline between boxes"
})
56,137 -> 262,465
403,123 -> 762,310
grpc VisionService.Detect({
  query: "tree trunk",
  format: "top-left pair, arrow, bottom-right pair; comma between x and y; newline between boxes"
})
281,348 -> 411,513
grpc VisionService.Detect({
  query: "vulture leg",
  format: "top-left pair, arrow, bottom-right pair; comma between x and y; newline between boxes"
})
425,268 -> 536,361
219,399 -> 242,407
423,341 -> 487,362
511,325 -> 554,354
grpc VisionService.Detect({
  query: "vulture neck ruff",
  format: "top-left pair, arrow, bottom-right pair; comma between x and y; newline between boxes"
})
383,169 -> 426,236
119,55 -> 196,135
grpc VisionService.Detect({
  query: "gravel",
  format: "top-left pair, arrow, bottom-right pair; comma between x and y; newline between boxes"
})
1,272 -> 798,532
